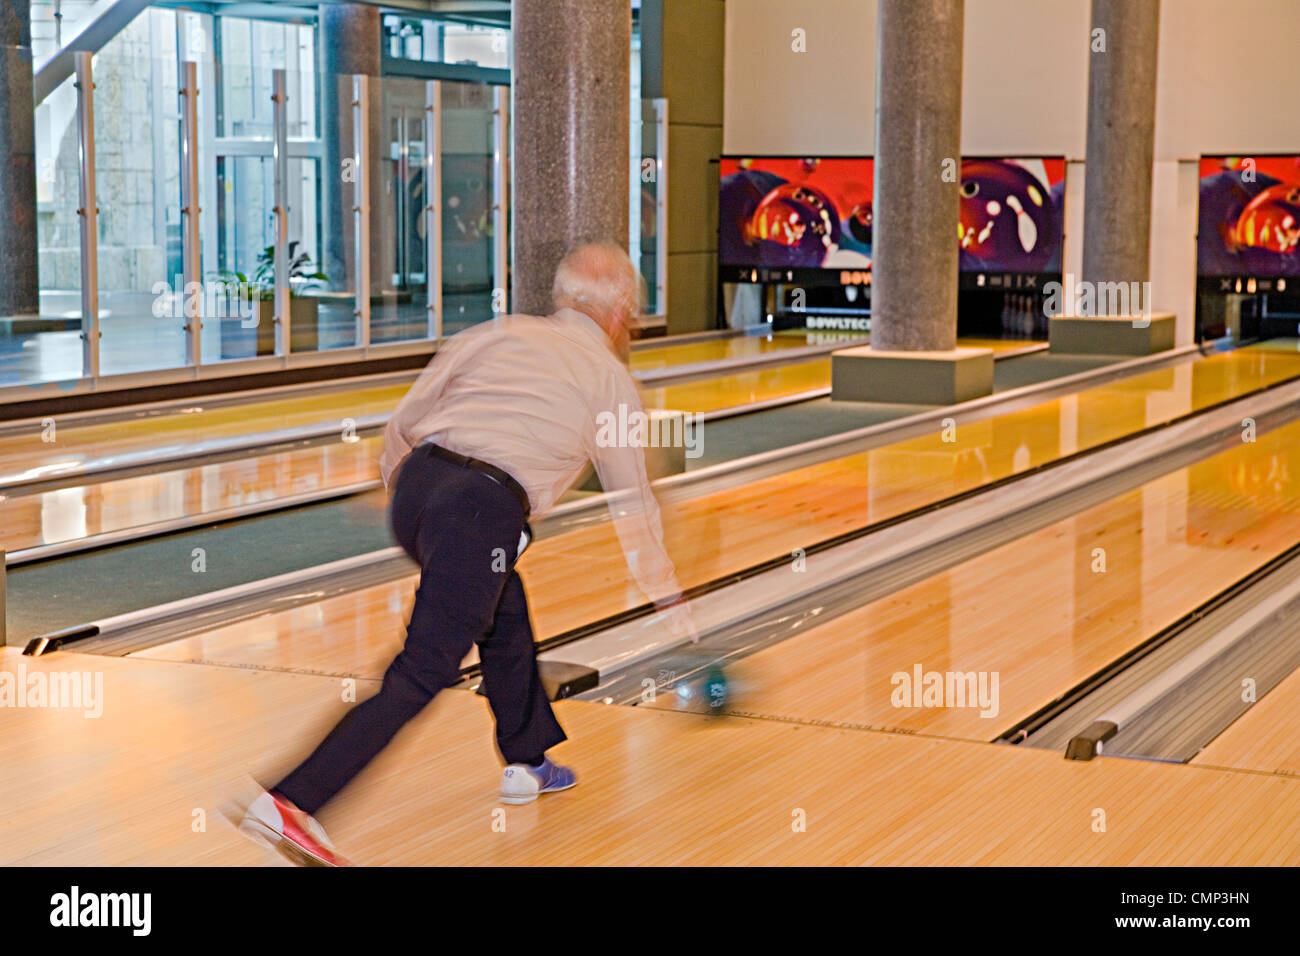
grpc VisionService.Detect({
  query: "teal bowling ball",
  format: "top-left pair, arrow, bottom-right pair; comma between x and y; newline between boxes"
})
702,665 -> 728,715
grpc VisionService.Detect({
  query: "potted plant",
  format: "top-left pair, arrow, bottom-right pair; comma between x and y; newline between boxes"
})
252,242 -> 329,356
207,269 -> 259,360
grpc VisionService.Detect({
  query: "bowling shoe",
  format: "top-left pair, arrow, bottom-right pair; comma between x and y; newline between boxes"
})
499,757 -> 578,805
238,788 -> 352,867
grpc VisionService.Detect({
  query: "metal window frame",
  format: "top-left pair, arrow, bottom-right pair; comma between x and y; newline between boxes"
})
425,79 -> 443,341
179,59 -> 202,370
651,97 -> 668,321
353,73 -> 371,348
492,83 -> 508,315
75,51 -> 100,380
271,67 -> 290,356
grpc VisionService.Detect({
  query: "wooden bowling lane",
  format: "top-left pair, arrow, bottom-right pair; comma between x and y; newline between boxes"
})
133,345 -> 1300,678
0,436 -> 384,556
0,381 -> 406,488
641,338 -> 1038,415
643,359 -> 829,415
0,334 -> 788,484
1,647 -> 1295,865
0,357 -> 860,555
649,412 -> 1300,743
0,337 -> 1040,553
1191,666 -> 1300,777
629,328 -> 866,371
4,331 -> 810,474
131,577 -> 412,679
530,344 -> 1300,638
0,333 -> 761,485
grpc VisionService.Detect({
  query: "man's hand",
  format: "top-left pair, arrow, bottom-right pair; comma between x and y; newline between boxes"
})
654,593 -> 699,644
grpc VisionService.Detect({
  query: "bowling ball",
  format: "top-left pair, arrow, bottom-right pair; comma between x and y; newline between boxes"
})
1227,183 -> 1300,256
847,201 -> 873,245
746,182 -> 843,268
1197,169 -> 1267,275
718,168 -> 786,265
657,655 -> 732,717
957,159 -> 1059,272
702,665 -> 729,715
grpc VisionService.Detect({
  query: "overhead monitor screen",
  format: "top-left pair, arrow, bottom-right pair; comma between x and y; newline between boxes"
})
1197,155 -> 1300,293
719,156 -> 1065,291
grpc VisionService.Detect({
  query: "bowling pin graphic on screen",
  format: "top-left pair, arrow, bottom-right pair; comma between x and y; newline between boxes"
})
958,158 -> 1064,275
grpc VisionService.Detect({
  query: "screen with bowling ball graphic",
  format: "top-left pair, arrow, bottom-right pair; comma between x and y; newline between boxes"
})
1197,155 -> 1300,290
957,157 -> 1065,287
719,156 -> 1065,290
718,157 -> 875,287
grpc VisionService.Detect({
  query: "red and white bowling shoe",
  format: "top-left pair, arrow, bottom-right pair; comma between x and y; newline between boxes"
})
239,789 -> 352,867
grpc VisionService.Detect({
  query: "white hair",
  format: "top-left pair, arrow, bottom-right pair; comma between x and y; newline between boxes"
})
551,242 -> 644,319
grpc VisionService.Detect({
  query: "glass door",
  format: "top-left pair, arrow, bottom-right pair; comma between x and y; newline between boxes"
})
440,80 -> 499,334
372,77 -> 431,344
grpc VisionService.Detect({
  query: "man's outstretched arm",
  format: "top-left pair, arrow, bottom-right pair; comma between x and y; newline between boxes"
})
584,376 -> 697,642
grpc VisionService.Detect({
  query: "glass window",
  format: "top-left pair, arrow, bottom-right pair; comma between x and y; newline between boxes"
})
216,17 -> 317,140
382,13 -> 509,69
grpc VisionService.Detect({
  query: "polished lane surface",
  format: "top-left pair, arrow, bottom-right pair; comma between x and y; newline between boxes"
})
629,328 -> 866,370
644,412 -> 1300,745
0,331 -> 839,485
0,339 -> 1033,555
132,345 -> 1300,679
0,332 -> 1024,489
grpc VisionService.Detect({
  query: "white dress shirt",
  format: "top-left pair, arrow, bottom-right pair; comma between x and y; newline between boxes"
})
380,308 -> 681,604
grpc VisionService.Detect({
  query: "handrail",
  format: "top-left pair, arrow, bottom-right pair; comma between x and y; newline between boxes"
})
33,0 -> 151,104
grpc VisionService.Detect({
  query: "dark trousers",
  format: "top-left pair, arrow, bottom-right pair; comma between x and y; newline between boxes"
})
274,444 -> 567,815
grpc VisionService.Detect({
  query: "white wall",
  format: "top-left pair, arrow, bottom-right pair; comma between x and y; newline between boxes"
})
723,0 -> 876,156
961,0 -> 1090,157
723,0 -> 1300,344
723,0 -> 1089,157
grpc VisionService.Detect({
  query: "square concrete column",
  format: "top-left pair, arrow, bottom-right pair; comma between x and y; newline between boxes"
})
512,0 -> 630,317
640,0 -> 725,333
1049,313 -> 1175,355
832,346 -> 993,406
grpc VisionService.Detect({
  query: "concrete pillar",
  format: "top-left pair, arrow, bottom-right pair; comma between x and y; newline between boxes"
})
320,3 -> 382,299
1049,0 -> 1173,355
641,0 -> 725,333
870,0 -> 964,352
512,0 -> 629,317
1081,0 -> 1160,293
833,0 -> 992,405
0,0 -> 38,316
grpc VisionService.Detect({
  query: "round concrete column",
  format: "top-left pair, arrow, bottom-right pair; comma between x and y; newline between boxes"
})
870,0 -> 964,352
1080,0 -> 1160,293
512,0 -> 629,317
320,3 -> 382,298
0,0 -> 38,316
